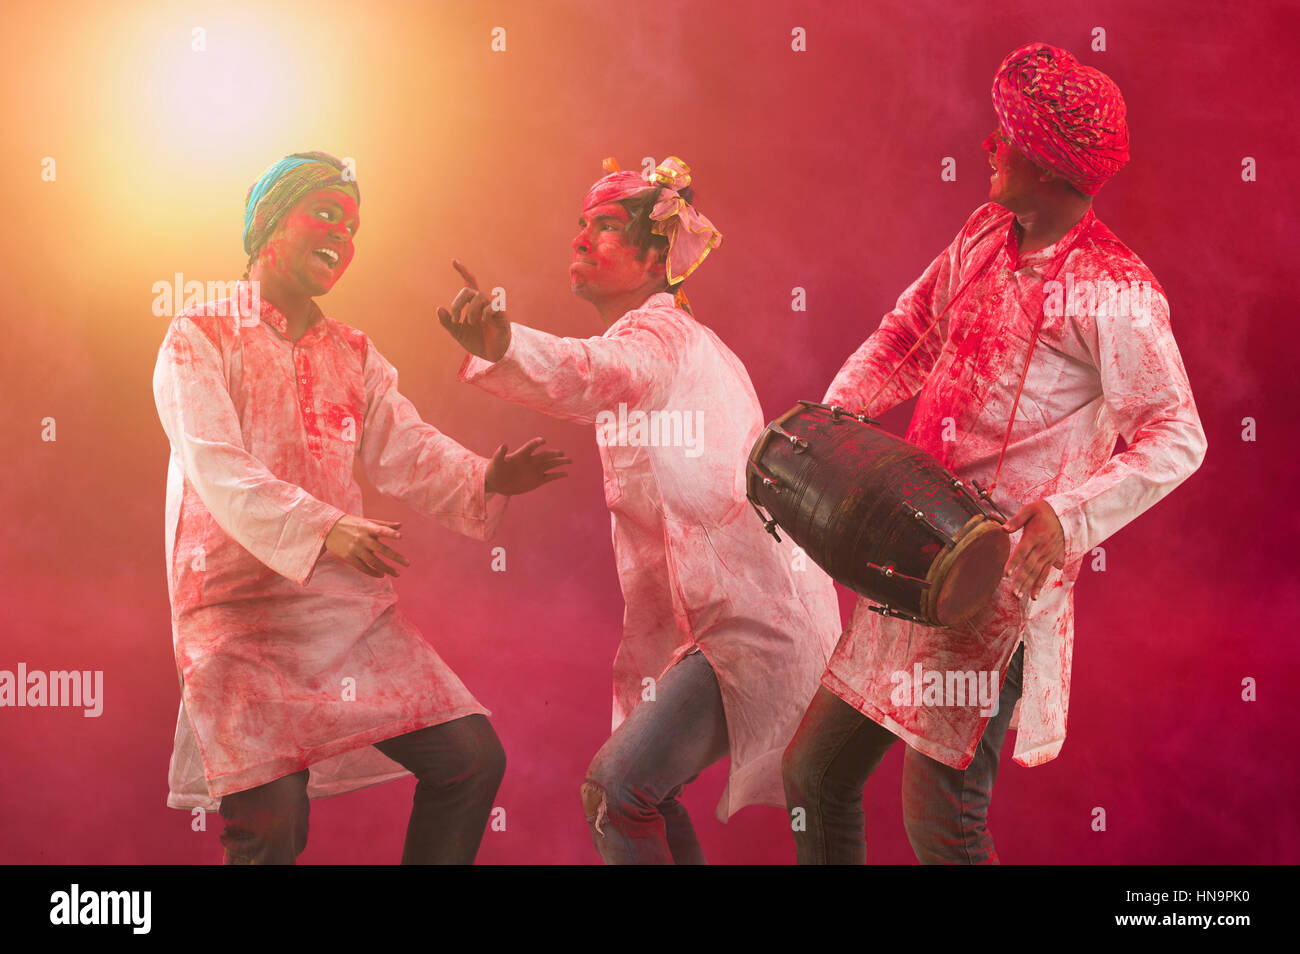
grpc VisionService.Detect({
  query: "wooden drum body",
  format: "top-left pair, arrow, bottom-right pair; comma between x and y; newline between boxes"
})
746,402 -> 1009,628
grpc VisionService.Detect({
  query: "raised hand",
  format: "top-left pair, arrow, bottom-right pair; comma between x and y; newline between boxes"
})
1002,499 -> 1065,599
323,515 -> 410,578
484,438 -> 572,496
437,259 -> 512,362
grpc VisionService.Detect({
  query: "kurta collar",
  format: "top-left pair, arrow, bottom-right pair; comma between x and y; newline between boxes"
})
603,292 -> 679,337
1003,206 -> 1098,272
240,281 -> 326,344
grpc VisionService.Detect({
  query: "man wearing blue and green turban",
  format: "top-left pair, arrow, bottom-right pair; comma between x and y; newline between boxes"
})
153,151 -> 569,864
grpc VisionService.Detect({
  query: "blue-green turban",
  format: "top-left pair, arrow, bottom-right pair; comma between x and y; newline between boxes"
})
243,151 -> 360,255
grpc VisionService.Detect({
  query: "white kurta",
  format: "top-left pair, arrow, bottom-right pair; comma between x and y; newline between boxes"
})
460,292 -> 841,819
153,285 -> 506,810
822,202 -> 1207,769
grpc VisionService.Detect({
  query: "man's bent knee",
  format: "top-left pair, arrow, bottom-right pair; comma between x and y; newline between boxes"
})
411,719 -> 507,794
781,734 -> 815,805
903,805 -> 996,865
476,729 -> 507,791
581,779 -> 608,836
218,771 -> 309,864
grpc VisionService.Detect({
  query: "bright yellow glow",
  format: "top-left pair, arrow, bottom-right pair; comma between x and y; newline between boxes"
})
56,1 -> 371,277
110,4 -> 334,166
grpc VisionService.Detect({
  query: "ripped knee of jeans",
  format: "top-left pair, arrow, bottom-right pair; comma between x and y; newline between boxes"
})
581,779 -> 608,836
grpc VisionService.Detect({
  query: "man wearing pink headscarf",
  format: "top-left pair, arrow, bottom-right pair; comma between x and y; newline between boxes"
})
782,43 -> 1207,863
439,158 -> 841,864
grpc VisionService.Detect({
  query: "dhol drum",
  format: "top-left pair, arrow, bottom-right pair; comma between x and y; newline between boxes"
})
747,401 -> 1010,628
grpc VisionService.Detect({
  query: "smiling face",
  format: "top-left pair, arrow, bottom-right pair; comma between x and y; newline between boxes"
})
982,124 -> 1055,210
569,201 -> 665,305
257,187 -> 359,296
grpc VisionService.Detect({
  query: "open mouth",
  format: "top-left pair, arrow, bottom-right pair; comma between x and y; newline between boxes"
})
312,247 -> 340,268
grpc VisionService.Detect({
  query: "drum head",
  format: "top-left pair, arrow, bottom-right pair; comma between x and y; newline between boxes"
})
926,517 -> 1010,627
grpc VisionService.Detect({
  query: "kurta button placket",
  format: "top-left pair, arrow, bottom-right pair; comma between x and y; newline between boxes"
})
295,346 -> 323,457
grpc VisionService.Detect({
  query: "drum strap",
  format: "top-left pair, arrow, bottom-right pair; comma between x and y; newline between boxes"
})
986,226 -> 1089,495
862,220 -> 1092,498
863,239 -> 1005,416
987,293 -> 1048,495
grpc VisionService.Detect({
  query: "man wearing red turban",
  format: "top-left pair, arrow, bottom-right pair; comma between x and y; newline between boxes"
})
991,42 -> 1130,198
782,43 -> 1206,864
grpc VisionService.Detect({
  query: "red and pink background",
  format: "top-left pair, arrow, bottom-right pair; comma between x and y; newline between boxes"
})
2,0 -> 1296,863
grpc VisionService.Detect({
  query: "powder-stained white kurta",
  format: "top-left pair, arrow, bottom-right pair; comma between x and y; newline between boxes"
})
822,202 -> 1206,769
154,285 -> 506,810
461,293 -> 841,819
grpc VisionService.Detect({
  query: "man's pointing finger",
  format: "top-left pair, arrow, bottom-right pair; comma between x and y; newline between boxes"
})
452,259 -> 480,291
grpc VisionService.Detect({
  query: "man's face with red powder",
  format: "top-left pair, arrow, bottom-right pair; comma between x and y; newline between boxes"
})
569,201 -> 663,303
258,187 -> 359,296
983,124 -> 1054,209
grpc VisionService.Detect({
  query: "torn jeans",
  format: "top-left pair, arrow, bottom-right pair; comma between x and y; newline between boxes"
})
581,648 -> 729,864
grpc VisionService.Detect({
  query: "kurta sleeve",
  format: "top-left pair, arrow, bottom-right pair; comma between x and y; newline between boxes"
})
1043,290 -> 1207,566
152,316 -> 345,587
824,208 -> 1001,417
458,312 -> 689,423
358,337 -> 506,541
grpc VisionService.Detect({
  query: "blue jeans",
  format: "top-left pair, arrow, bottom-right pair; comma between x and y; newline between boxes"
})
581,648 -> 730,864
218,714 -> 505,865
782,643 -> 1025,864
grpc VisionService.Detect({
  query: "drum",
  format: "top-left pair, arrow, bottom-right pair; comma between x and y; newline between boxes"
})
746,401 -> 1009,628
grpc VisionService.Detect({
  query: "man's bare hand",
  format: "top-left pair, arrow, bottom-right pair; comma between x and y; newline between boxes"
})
323,515 -> 409,578
1002,499 -> 1065,600
437,259 -> 512,362
485,438 -> 571,495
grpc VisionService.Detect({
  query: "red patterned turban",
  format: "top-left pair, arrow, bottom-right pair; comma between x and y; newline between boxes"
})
992,43 -> 1130,196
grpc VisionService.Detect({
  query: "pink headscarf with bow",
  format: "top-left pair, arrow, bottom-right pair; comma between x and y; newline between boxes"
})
583,156 -> 722,285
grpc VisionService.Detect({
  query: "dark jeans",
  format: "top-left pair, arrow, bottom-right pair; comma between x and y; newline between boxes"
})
581,648 -> 730,864
783,643 -> 1025,864
218,713 -> 505,865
